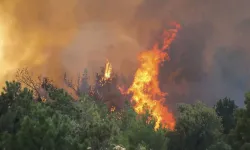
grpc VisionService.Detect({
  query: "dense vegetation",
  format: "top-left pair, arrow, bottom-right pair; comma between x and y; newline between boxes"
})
0,70 -> 250,150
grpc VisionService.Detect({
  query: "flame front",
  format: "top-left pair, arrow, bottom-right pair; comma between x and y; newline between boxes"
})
128,23 -> 181,130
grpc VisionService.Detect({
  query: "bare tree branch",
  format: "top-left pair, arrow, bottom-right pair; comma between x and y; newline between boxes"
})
15,68 -> 40,97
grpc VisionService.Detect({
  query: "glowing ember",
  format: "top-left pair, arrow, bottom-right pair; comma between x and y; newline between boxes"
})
110,106 -> 116,112
128,22 -> 181,130
118,85 -> 126,95
41,96 -> 47,103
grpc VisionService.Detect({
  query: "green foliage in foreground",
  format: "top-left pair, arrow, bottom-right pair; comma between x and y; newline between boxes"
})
0,81 -> 249,150
0,81 -> 168,150
228,93 -> 250,150
168,102 -> 224,150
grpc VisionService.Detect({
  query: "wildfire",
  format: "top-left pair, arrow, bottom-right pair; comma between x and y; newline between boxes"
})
104,59 -> 112,80
127,22 -> 181,130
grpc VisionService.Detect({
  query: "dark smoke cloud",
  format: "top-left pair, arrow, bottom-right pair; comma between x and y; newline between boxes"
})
209,46 -> 250,106
146,0 -> 250,107
159,22 -> 214,106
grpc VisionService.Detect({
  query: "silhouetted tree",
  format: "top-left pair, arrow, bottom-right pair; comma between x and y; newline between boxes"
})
168,102 -> 225,150
214,97 -> 238,134
229,92 -> 250,150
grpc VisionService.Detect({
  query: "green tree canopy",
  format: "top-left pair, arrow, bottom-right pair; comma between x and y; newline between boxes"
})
168,101 -> 224,150
229,92 -> 250,150
0,81 -> 171,150
214,97 -> 238,134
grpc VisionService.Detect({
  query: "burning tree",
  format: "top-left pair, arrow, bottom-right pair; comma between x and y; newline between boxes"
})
91,60 -> 125,110
62,59 -> 126,111
127,22 -> 181,130
15,68 -> 54,102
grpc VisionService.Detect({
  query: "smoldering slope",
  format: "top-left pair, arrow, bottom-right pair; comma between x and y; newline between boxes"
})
0,0 -> 250,106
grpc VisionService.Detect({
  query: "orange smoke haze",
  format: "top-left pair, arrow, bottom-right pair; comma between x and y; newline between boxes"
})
0,0 -> 80,87
127,23 -> 180,130
0,0 -> 249,107
0,0 -> 144,87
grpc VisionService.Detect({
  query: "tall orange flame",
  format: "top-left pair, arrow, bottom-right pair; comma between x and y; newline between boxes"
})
104,59 -> 112,80
128,22 -> 181,130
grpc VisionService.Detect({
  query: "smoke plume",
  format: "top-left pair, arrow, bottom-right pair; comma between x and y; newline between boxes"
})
0,0 -> 250,106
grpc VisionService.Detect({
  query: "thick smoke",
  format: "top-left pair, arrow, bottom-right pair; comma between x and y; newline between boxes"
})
0,0 -> 81,86
160,22 -> 214,106
0,0 -> 250,106
154,0 -> 250,107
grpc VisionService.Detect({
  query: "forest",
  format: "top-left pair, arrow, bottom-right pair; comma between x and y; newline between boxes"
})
0,66 -> 249,150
